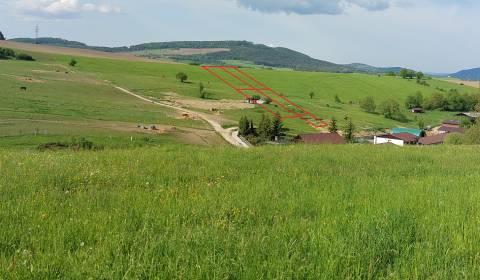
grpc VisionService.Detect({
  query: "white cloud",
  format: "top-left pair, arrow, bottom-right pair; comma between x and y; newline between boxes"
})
234,0 -> 393,15
12,0 -> 121,19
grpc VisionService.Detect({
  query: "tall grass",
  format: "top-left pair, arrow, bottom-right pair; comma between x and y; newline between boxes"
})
1,145 -> 480,278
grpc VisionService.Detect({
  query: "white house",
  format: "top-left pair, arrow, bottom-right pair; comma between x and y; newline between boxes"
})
374,134 -> 405,147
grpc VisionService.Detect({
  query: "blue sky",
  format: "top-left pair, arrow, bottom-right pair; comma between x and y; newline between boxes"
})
0,0 -> 479,73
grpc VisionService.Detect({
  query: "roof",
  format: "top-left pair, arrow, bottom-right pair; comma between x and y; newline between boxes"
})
297,133 -> 345,144
392,133 -> 419,143
412,108 -> 424,112
443,120 -> 461,126
456,112 -> 480,118
376,134 -> 402,141
439,126 -> 465,134
419,134 -> 447,145
391,128 -> 423,137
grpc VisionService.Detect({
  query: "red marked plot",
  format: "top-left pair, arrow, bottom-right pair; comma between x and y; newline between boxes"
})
202,66 -> 328,129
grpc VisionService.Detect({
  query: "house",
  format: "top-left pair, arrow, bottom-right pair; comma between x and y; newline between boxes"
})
245,98 -> 266,105
438,126 -> 465,134
456,112 -> 480,122
391,128 -> 424,137
374,133 -> 419,146
296,133 -> 345,145
418,134 -> 447,145
374,134 -> 405,146
411,108 -> 424,114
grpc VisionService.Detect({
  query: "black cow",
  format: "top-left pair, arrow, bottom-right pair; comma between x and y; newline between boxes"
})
20,86 -> 27,91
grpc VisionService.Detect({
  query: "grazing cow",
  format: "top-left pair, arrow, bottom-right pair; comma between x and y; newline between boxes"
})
20,86 -> 27,91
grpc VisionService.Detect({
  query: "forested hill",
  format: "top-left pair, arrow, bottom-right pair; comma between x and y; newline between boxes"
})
451,68 -> 480,80
10,37 -> 400,73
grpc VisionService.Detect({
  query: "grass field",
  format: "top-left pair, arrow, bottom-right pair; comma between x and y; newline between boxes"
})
0,50 -> 226,149
2,42 -> 476,147
2,145 -> 480,278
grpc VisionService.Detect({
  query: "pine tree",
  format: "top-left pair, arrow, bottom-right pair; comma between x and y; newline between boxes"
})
248,119 -> 255,135
335,94 -> 342,103
343,116 -> 355,143
0,31 -> 5,41
258,114 -> 272,141
238,116 -> 249,136
199,82 -> 206,98
328,117 -> 338,133
271,113 -> 286,141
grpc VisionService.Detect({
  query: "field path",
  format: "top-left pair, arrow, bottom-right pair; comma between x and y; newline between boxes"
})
114,86 -> 250,148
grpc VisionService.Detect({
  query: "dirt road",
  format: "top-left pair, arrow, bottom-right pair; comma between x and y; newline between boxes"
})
114,86 -> 250,148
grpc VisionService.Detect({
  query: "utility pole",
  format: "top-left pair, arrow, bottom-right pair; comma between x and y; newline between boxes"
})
35,25 -> 39,44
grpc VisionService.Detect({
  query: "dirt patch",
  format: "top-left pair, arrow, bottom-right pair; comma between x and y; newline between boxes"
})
442,79 -> 480,89
1,74 -> 44,83
160,93 -> 254,111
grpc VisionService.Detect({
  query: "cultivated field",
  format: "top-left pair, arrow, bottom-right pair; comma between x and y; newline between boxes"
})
442,78 -> 480,89
2,145 -> 480,278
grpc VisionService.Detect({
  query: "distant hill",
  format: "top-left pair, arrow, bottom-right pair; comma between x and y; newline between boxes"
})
10,37 -> 401,74
451,68 -> 480,81
345,63 -> 402,74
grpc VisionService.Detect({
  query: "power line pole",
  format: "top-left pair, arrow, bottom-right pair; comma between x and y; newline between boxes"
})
35,25 -> 39,44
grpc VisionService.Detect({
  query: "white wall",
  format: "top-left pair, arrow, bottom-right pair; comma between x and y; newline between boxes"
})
374,136 -> 405,147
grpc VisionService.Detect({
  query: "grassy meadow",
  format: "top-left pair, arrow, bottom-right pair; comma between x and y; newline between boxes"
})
0,53 -> 223,149
2,145 -> 480,278
2,46 -> 476,146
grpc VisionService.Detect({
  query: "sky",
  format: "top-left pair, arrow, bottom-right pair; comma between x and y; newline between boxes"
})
0,0 -> 479,73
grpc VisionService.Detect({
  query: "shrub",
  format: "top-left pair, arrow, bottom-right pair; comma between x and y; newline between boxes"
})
69,58 -> 78,67
405,91 -> 424,109
16,53 -> 35,61
0,47 -> 15,59
176,72 -> 188,83
359,96 -> 376,113
379,99 -> 406,121
444,133 -> 464,145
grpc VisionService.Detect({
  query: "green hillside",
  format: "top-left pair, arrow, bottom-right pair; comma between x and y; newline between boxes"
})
0,49 -> 223,149
2,145 -> 480,278
10,38 -> 400,73
0,44 -> 476,149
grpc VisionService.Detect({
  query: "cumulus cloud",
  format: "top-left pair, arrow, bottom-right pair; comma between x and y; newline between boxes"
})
234,0 -> 392,15
12,0 -> 121,19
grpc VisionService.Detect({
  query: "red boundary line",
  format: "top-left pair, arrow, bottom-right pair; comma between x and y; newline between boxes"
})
202,66 -> 328,129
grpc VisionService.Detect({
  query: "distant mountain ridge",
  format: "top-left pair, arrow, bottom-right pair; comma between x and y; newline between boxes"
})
10,37 -> 402,74
451,68 -> 480,81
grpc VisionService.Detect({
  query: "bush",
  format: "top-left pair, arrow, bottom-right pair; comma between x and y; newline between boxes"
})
405,92 -> 424,109
176,72 -> 188,83
16,53 -> 35,61
69,58 -> 77,67
444,133 -> 464,145
379,99 -> 406,121
359,96 -> 376,113
0,47 -> 15,59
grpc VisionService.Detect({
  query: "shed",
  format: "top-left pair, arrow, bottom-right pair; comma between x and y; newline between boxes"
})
392,133 -> 419,144
411,108 -> 424,113
418,134 -> 447,145
456,112 -> 480,121
391,128 -> 424,137
374,134 -> 405,147
296,133 -> 345,145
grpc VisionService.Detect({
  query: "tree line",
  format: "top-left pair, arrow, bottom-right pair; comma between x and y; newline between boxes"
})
238,114 -> 287,144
